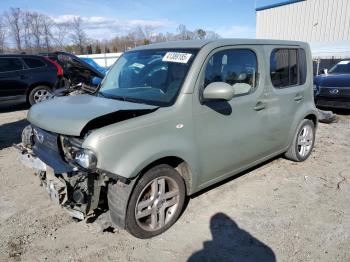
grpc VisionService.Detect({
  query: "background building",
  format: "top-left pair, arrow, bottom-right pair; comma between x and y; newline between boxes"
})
255,0 -> 350,58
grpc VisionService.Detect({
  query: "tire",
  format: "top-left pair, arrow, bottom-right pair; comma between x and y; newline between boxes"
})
124,164 -> 186,238
21,125 -> 34,148
28,86 -> 53,105
285,119 -> 315,162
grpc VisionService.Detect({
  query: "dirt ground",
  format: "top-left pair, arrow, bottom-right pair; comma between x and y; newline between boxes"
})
0,104 -> 350,262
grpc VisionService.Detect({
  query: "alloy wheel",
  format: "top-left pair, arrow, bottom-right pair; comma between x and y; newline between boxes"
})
297,125 -> 314,157
33,89 -> 53,103
135,176 -> 180,231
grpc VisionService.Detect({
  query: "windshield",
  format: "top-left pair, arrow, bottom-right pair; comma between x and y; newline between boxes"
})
328,60 -> 350,74
98,49 -> 198,106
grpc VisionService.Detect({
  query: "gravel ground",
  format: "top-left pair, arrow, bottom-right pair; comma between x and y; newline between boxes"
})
0,104 -> 349,262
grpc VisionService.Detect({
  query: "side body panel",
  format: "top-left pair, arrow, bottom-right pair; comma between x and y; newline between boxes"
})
83,94 -> 201,190
83,41 -> 317,195
191,45 -> 281,188
0,58 -> 29,99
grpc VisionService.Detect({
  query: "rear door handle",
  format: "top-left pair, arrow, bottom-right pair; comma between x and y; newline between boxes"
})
294,94 -> 304,101
254,101 -> 266,111
19,74 -> 26,79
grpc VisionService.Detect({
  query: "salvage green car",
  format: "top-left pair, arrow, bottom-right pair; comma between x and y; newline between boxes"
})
18,39 -> 318,238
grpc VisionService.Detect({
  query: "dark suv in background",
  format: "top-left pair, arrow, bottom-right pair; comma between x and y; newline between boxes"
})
314,60 -> 350,109
0,54 -> 61,105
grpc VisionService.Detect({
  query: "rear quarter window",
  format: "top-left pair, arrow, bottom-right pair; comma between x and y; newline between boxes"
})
0,58 -> 24,73
23,58 -> 46,69
270,48 -> 307,88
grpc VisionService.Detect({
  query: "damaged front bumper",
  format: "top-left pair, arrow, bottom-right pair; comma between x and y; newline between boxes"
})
15,140 -> 107,221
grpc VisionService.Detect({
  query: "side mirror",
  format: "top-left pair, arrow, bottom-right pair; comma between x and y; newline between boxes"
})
202,82 -> 235,101
320,68 -> 328,75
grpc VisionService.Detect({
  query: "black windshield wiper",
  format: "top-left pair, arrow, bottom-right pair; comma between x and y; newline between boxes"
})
97,92 -> 107,98
98,92 -> 147,105
123,97 -> 147,104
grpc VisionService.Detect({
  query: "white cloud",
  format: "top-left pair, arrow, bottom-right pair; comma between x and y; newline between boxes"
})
213,25 -> 256,38
51,15 -> 172,40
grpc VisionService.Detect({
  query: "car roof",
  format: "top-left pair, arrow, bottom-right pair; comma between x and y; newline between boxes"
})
132,38 -> 308,51
0,54 -> 45,59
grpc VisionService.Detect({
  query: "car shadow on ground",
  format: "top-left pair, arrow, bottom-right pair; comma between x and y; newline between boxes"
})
331,109 -> 350,115
187,212 -> 276,262
318,107 -> 350,116
0,119 -> 29,150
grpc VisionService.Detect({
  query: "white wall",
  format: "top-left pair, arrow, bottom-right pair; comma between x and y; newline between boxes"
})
78,52 -> 123,68
256,0 -> 350,43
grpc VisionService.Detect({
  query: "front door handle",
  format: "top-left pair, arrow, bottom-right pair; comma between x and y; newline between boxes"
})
294,93 -> 304,101
254,101 -> 266,111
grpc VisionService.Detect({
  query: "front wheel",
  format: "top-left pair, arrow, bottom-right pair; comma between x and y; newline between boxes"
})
285,119 -> 315,162
125,164 -> 186,238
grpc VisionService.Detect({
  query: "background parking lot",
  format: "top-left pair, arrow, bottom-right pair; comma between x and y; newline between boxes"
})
0,106 -> 349,262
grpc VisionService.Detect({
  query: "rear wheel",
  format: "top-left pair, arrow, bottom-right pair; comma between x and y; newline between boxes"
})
28,86 -> 53,105
285,119 -> 315,162
125,164 -> 186,238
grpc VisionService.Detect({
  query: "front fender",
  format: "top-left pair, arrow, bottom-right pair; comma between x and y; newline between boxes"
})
83,112 -> 199,188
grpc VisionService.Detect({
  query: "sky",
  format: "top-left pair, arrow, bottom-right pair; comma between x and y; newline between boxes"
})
0,0 -> 259,40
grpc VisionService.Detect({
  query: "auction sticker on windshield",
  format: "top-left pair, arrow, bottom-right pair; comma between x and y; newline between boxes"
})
162,52 -> 192,64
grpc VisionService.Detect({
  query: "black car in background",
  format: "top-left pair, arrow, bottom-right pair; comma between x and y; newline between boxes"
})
314,60 -> 350,109
0,54 -> 62,105
43,51 -> 105,87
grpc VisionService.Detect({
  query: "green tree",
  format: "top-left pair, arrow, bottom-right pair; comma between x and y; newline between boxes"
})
195,29 -> 206,40
95,44 -> 101,54
86,44 -> 93,54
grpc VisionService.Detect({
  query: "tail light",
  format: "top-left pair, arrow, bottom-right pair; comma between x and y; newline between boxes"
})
44,57 -> 63,77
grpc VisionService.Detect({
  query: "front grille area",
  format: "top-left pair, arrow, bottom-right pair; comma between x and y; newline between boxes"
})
316,98 -> 350,109
33,126 -> 59,152
319,87 -> 350,98
32,126 -> 75,173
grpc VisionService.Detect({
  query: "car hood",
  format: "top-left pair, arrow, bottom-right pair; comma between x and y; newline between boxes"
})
314,74 -> 350,87
27,94 -> 158,136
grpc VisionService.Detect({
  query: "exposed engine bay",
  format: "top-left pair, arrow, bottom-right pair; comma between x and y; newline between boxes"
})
42,51 -> 106,101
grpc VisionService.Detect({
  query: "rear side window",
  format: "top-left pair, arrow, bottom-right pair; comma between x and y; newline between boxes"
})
23,58 -> 46,68
0,58 -> 24,73
204,49 -> 258,96
270,48 -> 307,88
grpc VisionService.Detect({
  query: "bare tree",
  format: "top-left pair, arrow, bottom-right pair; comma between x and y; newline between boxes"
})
21,11 -> 33,51
143,25 -> 156,40
177,24 -> 194,40
205,31 -> 220,40
41,14 -> 53,52
5,7 -> 22,50
53,22 -> 71,50
29,12 -> 43,51
194,28 -> 206,40
70,17 -> 87,54
0,16 -> 6,53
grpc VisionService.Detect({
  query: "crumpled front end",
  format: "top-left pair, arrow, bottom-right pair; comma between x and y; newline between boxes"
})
16,125 -> 109,220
